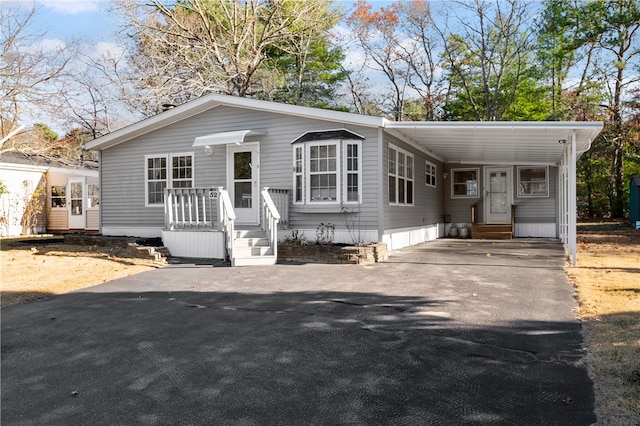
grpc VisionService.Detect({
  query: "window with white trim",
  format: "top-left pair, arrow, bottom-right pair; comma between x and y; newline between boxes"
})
51,186 -> 66,208
145,152 -> 194,206
87,184 -> 99,208
425,160 -> 437,187
451,168 -> 479,198
388,145 -> 413,205
517,166 -> 548,197
292,139 -> 362,205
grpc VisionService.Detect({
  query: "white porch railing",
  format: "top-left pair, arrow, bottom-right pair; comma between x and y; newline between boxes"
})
267,188 -> 289,229
164,187 -> 217,230
218,188 -> 236,263
261,188 -> 281,259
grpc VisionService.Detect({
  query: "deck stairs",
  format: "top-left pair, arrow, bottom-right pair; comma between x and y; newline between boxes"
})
470,203 -> 516,240
232,228 -> 277,266
471,224 -> 513,239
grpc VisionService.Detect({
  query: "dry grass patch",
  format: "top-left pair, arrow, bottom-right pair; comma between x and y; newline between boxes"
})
1,237 -> 162,306
567,222 -> 640,425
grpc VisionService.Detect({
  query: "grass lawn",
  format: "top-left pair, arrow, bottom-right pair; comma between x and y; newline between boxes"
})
567,221 -> 640,425
0,236 -> 161,306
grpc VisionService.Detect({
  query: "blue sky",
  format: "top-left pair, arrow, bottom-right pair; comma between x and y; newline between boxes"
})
8,0 -> 117,43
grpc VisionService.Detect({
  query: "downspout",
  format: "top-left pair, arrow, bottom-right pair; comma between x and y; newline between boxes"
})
377,127 -> 385,243
98,150 -> 103,234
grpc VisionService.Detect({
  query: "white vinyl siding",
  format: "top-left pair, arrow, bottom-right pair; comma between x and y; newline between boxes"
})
388,145 -> 413,206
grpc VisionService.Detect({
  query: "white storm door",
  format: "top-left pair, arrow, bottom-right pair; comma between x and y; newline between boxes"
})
68,177 -> 86,229
227,142 -> 260,224
484,167 -> 512,224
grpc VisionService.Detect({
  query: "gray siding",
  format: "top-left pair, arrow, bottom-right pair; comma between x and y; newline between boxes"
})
383,133 -> 445,230
443,164 -> 558,224
101,106 -> 382,235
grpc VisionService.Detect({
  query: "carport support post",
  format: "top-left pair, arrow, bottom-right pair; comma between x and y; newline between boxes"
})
569,132 -> 577,266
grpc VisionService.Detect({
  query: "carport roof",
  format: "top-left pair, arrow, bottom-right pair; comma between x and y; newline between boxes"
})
384,121 -> 604,165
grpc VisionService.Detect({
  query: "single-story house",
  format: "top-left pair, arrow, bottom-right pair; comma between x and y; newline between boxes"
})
0,153 -> 99,237
86,94 -> 603,266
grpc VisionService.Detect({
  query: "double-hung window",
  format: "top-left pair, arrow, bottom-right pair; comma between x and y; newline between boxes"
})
145,152 -> 194,206
293,138 -> 362,205
425,160 -> 437,187
51,186 -> 66,208
388,145 -> 414,205
451,168 -> 479,198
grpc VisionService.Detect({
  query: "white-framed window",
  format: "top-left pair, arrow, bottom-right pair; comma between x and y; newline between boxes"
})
293,139 -> 362,205
171,154 -> 194,188
388,144 -> 414,205
51,186 -> 66,208
425,160 -> 437,187
87,184 -> 100,208
517,166 -> 548,197
451,168 -> 479,198
145,152 -> 194,206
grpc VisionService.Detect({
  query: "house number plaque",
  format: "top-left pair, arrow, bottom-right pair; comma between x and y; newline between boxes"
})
208,189 -> 219,200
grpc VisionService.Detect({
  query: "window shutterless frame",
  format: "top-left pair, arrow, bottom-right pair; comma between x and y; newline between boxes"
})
425,160 -> 437,188
388,144 -> 414,206
145,152 -> 194,207
517,166 -> 549,197
450,168 -> 480,198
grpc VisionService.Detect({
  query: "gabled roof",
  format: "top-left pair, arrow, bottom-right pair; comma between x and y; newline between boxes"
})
85,93 -> 603,166
85,94 -> 384,151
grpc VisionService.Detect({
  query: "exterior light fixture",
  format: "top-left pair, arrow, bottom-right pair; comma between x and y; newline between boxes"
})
558,139 -> 567,144
204,145 -> 214,156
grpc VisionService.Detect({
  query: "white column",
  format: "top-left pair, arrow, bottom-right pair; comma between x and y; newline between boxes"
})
569,132 -> 577,265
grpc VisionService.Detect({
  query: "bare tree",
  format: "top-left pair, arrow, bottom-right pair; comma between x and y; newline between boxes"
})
112,0 -> 340,115
348,0 -> 413,121
0,5 -> 73,142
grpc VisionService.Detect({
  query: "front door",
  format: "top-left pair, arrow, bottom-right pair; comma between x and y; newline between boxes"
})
484,167 -> 512,224
68,177 -> 86,229
227,142 -> 260,224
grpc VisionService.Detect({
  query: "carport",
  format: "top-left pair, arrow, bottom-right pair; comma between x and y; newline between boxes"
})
385,121 -> 604,264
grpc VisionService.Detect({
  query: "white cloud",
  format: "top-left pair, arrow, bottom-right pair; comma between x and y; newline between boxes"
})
35,38 -> 67,52
93,41 -> 125,60
38,0 -> 100,15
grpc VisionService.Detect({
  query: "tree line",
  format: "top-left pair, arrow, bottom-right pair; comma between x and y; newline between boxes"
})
1,0 -> 639,219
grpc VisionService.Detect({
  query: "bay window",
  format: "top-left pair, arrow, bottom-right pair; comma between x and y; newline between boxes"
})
292,139 -> 362,205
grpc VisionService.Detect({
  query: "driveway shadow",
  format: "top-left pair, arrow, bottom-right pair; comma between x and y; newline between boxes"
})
2,289 -> 594,425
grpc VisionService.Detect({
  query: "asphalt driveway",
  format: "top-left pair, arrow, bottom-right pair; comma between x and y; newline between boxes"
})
1,239 -> 595,425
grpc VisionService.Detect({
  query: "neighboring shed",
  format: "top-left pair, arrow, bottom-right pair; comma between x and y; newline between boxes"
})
0,153 -> 99,237
630,175 -> 640,226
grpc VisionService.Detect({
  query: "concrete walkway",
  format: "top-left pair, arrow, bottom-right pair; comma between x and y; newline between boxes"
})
1,239 -> 595,425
